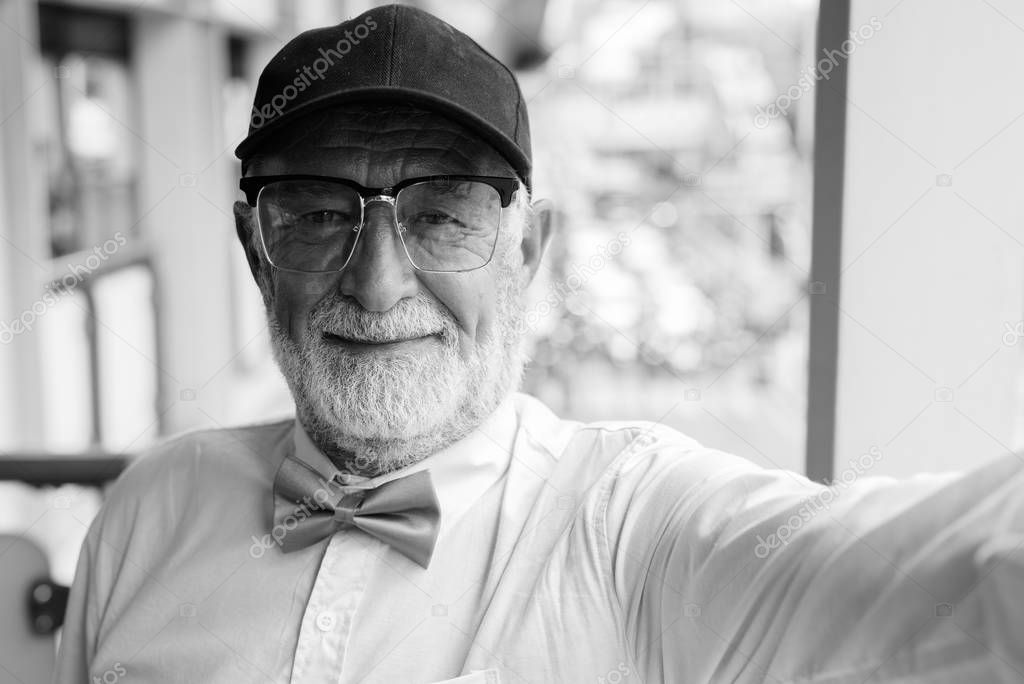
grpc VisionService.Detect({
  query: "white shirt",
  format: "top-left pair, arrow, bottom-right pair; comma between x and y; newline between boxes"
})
55,391 -> 1024,683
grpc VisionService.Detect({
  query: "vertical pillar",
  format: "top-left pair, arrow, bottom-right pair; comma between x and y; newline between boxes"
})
134,13 -> 237,434
805,0 -> 850,482
0,0 -> 47,449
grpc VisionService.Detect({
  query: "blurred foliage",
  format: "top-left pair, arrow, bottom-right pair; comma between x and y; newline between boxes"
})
520,0 -> 814,416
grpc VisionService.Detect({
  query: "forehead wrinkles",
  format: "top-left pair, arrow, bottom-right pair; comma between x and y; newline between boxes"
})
257,107 -> 510,176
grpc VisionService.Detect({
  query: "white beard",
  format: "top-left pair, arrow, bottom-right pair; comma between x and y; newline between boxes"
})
268,250 -> 528,476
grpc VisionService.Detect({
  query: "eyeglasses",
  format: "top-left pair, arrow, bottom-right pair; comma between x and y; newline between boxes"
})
239,174 -> 519,274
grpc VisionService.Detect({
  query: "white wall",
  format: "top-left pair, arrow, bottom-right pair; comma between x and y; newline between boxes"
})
837,0 -> 1024,476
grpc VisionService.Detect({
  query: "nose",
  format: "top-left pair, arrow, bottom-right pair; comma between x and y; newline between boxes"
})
338,201 -> 418,311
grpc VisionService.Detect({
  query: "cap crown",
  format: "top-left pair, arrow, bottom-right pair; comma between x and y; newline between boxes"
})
235,4 -> 532,189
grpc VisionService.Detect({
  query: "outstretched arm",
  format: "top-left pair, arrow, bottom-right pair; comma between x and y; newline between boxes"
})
606,441 -> 1024,683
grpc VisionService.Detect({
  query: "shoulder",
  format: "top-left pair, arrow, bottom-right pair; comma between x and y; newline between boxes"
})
513,391 -> 696,453
114,418 -> 293,492
511,391 -> 753,493
93,418 -> 294,537
69,419 -> 296,644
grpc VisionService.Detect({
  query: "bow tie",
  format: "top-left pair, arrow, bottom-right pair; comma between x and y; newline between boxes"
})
272,450 -> 441,568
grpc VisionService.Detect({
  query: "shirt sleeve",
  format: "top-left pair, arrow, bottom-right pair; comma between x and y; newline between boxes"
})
52,508 -> 104,684
604,439 -> 1024,684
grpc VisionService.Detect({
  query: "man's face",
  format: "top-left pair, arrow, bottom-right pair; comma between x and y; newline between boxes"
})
235,105 -> 550,475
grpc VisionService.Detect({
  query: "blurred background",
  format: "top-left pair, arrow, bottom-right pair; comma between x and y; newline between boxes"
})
5,1 -> 1024,671
0,0 -> 818,588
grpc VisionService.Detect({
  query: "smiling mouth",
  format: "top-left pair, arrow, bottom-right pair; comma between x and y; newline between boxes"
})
323,332 -> 438,348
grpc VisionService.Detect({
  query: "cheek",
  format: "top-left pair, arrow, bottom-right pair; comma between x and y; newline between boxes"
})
421,272 -> 500,351
271,272 -> 337,342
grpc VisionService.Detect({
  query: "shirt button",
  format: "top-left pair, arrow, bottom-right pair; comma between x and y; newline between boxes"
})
316,611 -> 336,632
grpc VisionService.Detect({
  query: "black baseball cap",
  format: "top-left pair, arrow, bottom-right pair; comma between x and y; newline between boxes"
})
234,4 -> 532,190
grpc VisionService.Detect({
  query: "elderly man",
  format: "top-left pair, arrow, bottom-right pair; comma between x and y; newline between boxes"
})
56,5 -> 1024,684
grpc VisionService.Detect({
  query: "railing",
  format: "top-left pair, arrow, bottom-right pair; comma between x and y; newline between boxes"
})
0,455 -> 130,637
0,455 -> 130,488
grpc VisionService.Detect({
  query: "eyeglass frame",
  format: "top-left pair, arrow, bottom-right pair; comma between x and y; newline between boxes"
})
239,173 -> 520,274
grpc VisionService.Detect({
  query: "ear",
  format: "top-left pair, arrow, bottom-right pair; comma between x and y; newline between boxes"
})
519,198 -> 555,288
234,200 -> 266,288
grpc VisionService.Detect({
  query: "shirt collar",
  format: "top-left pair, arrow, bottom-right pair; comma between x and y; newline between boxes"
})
288,393 -> 518,536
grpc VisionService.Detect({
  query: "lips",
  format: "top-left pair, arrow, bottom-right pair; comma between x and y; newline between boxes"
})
323,331 -> 436,345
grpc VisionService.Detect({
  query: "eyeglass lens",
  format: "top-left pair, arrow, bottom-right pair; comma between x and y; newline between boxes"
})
256,179 -> 502,273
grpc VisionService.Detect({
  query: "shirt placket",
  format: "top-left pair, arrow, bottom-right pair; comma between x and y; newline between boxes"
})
289,530 -> 377,683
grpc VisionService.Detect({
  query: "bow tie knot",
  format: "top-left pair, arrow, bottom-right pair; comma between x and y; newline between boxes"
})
331,490 -> 365,525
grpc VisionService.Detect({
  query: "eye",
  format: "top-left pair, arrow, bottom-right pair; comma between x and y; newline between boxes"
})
410,211 -> 458,225
301,210 -> 352,225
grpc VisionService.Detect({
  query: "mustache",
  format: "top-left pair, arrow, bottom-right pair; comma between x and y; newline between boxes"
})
308,294 -> 454,342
